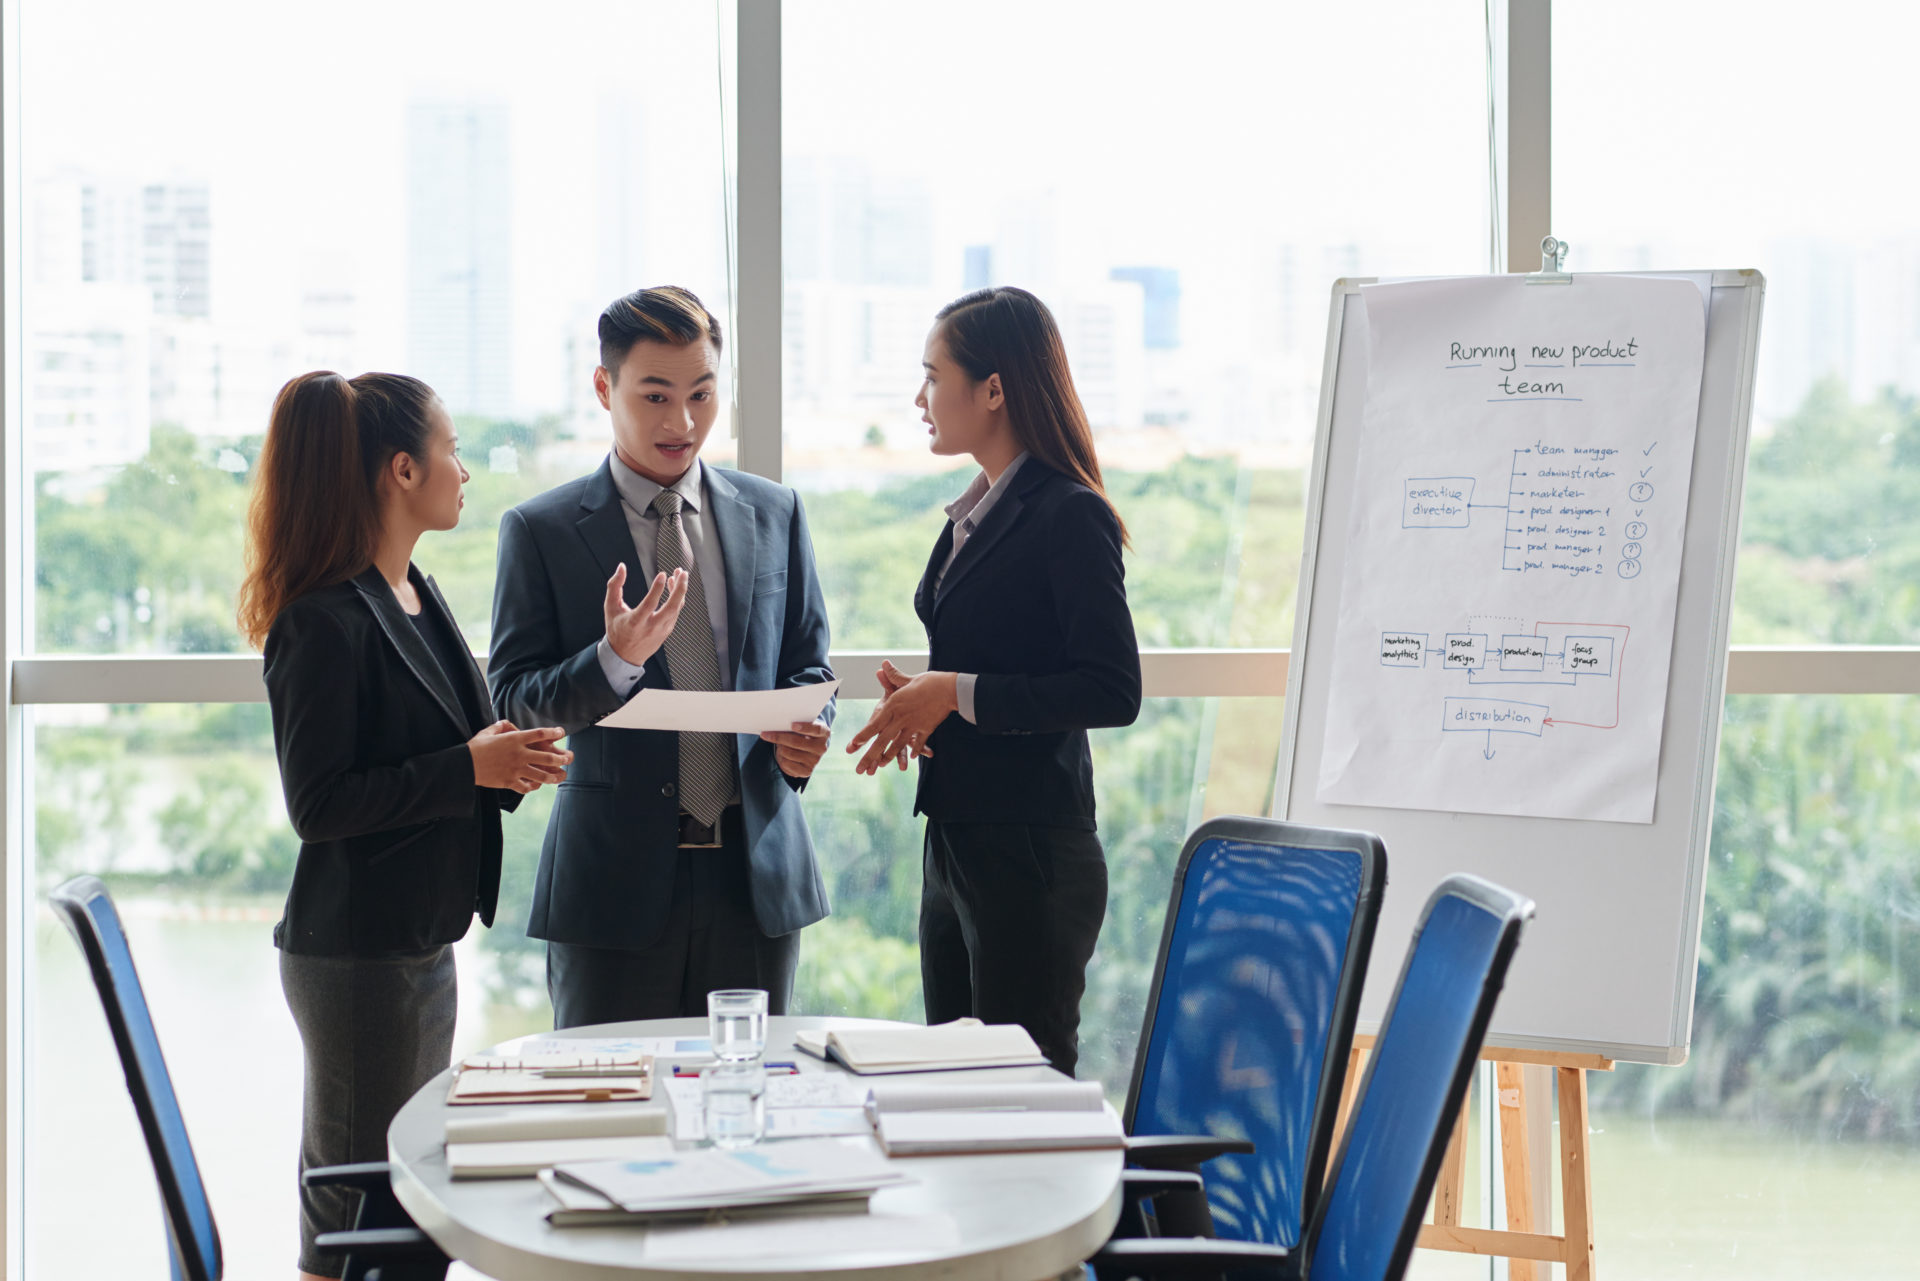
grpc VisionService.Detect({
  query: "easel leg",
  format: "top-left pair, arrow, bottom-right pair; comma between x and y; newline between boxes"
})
1558,1066 -> 1596,1281
1432,1091 -> 1471,1227
1496,1062 -> 1539,1281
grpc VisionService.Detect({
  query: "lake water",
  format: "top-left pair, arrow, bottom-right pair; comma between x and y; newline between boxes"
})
30,910 -> 1920,1280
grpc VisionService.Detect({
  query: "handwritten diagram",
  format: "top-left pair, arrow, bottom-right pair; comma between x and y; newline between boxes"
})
1375,620 -> 1630,758
1317,275 -> 1706,824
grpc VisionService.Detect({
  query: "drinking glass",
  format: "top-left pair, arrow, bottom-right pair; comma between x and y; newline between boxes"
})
707,988 -> 768,1063
701,1060 -> 767,1148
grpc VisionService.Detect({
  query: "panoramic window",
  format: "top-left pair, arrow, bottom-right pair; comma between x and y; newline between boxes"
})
1555,6 -> 1920,1276
21,2 -> 728,1274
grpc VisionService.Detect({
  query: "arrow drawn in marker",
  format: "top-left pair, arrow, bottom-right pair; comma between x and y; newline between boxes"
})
1483,731 -> 1496,760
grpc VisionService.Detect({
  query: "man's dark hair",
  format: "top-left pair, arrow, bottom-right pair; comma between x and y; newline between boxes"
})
598,286 -> 724,380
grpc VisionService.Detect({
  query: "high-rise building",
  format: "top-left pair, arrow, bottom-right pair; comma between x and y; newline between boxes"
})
786,158 -> 933,287
406,99 -> 513,418
33,172 -> 210,319
1109,267 -> 1181,350
140,181 -> 210,318
963,245 -> 993,291
595,96 -> 647,305
29,283 -> 153,471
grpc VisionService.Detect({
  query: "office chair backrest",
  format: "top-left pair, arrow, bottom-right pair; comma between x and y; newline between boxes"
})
1124,817 -> 1386,1246
50,875 -> 222,1281
1303,874 -> 1533,1281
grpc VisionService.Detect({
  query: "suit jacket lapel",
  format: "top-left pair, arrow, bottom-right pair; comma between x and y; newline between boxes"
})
915,524 -> 953,627
933,463 -> 1047,617
704,465 -> 758,690
422,573 -> 493,729
351,566 -> 473,738
574,459 -> 671,685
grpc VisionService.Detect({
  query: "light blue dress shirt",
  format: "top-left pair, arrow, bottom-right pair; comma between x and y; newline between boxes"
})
595,456 -> 733,694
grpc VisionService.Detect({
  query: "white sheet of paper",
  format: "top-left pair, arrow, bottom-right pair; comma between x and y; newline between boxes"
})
595,681 -> 838,734
1316,274 -> 1706,824
667,1073 -> 870,1141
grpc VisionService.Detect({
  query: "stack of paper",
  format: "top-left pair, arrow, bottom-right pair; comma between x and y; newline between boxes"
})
793,1019 -> 1049,1074
444,1102 -> 668,1145
550,1139 -> 909,1223
873,1109 -> 1125,1156
451,1136 -> 676,1179
538,1169 -> 873,1228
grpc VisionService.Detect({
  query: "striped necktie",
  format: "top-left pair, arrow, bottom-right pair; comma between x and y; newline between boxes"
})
650,488 -> 737,828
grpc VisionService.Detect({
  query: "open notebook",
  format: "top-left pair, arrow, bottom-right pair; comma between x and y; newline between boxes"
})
793,1019 -> 1048,1074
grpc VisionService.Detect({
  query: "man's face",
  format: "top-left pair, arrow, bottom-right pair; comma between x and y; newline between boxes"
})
595,338 -> 721,485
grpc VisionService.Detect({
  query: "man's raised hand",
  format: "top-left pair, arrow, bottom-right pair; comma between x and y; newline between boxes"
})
605,563 -> 689,668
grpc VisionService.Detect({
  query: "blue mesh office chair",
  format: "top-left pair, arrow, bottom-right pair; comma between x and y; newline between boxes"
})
1119,817 -> 1386,1245
50,875 -> 449,1281
1095,874 -> 1534,1281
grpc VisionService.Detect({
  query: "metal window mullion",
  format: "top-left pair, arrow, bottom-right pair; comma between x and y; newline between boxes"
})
1505,0 -> 1550,271
733,0 -> 782,481
1,0 -> 25,1264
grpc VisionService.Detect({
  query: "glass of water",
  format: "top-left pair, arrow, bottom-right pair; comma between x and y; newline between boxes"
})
701,1060 -> 766,1148
707,988 -> 768,1063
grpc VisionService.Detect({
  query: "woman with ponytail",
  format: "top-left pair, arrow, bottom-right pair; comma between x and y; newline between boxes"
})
241,372 -> 571,1281
844,287 -> 1142,1076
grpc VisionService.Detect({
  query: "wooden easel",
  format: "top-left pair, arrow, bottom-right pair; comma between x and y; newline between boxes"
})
1334,1038 -> 1614,1281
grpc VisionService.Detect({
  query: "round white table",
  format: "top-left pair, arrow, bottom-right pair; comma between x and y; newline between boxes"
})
388,1016 -> 1124,1281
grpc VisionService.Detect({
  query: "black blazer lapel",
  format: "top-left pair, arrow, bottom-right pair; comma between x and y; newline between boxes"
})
704,465 -> 758,689
422,573 -> 494,728
351,566 -> 473,737
933,462 -> 1051,617
915,524 -> 953,627
574,459 -> 670,685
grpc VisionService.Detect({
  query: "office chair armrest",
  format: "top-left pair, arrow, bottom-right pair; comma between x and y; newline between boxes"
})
1124,1134 -> 1257,1167
312,1227 -> 443,1258
306,1162 -> 409,1229
1090,1236 -> 1292,1281
304,1161 -> 396,1193
1113,1169 -> 1207,1239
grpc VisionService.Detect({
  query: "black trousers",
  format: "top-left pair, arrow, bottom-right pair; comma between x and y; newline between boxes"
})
279,944 -> 455,1278
546,810 -> 799,1029
919,820 -> 1109,1077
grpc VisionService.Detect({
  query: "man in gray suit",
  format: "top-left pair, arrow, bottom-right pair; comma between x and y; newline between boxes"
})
489,286 -> 834,1027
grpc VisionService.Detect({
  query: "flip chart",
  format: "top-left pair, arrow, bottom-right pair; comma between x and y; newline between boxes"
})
1317,275 -> 1706,823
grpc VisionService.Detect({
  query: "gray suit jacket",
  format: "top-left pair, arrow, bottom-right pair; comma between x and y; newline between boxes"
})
488,459 -> 834,949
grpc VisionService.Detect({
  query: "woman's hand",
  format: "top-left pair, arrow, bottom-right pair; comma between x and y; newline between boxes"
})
469,720 -> 573,793
845,663 -> 958,776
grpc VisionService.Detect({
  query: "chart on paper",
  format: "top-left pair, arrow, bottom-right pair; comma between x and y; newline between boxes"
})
1317,274 -> 1707,823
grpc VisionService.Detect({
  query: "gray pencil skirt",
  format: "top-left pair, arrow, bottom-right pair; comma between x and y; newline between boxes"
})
279,944 -> 456,1278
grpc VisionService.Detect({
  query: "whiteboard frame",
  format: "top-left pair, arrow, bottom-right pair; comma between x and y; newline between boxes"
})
1272,270 -> 1766,1065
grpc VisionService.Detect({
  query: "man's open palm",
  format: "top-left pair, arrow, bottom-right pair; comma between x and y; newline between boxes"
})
605,564 -> 690,668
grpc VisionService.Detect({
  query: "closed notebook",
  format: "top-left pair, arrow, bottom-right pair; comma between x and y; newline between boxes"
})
449,1135 -> 676,1179
553,1138 -> 910,1213
792,1019 -> 1048,1074
444,1103 -> 668,1145
536,1169 -> 874,1227
866,1080 -> 1105,1113
873,1108 -> 1126,1156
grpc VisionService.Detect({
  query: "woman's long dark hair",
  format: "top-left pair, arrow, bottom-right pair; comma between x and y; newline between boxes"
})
934,286 -> 1129,545
237,371 -> 439,648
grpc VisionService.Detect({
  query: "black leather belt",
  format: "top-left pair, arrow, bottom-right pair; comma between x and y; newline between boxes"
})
677,809 -> 733,849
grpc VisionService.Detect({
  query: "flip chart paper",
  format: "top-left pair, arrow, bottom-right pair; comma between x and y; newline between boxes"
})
1316,275 -> 1706,823
596,680 -> 838,734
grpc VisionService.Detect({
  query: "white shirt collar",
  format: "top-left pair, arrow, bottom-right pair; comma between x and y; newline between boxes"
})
945,451 -> 1030,528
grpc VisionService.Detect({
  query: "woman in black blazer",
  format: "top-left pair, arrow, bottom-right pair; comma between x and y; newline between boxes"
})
239,372 -> 571,1281
847,287 -> 1142,1076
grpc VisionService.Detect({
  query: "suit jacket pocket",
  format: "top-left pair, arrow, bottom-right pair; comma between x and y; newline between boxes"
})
752,570 -> 787,596
365,822 -> 438,866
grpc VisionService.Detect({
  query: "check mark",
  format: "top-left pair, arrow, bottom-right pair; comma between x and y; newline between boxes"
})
1643,442 -> 1658,456
1639,466 -> 1653,478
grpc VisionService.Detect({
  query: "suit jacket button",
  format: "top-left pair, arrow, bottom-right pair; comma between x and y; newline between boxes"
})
662,783 -> 677,799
